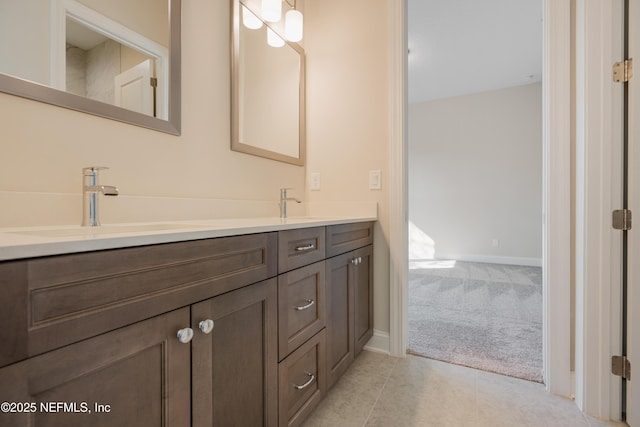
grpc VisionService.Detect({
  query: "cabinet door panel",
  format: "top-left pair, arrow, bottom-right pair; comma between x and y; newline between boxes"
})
325,253 -> 354,389
354,245 -> 374,355
0,308 -> 191,427
192,278 -> 278,427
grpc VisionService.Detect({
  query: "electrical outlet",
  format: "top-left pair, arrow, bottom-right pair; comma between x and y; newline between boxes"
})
369,170 -> 381,190
492,238 -> 499,247
310,172 -> 321,191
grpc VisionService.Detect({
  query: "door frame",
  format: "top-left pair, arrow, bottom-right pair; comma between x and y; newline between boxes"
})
387,0 -> 587,406
50,0 -> 169,119
574,0 -> 624,420
389,0 -> 626,420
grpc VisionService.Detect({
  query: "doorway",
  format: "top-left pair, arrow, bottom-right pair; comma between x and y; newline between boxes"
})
406,0 -> 544,382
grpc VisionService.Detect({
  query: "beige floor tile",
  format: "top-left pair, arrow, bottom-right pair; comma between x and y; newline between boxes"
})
302,352 -> 628,427
302,355 -> 390,427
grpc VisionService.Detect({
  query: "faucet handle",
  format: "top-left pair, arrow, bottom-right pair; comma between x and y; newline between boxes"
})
83,166 -> 109,176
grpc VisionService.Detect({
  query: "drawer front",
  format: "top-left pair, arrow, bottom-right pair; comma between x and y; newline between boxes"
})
278,227 -> 326,273
278,330 -> 326,427
278,261 -> 326,360
2,232 -> 277,364
326,222 -> 373,257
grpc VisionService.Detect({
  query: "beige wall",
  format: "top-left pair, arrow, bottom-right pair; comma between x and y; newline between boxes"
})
409,83 -> 543,265
0,0 -> 392,342
305,0 -> 391,335
0,0 -> 304,224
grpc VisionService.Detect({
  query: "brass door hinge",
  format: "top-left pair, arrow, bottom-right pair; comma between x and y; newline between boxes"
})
150,77 -> 158,88
613,209 -> 632,231
612,355 -> 631,380
613,58 -> 633,82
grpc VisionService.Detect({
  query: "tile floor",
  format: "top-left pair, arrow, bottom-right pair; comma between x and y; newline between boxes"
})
302,351 -> 627,427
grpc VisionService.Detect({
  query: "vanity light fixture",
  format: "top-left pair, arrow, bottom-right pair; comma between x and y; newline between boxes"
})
267,27 -> 285,47
259,0 -> 304,42
284,0 -> 303,42
261,0 -> 282,22
242,6 -> 263,29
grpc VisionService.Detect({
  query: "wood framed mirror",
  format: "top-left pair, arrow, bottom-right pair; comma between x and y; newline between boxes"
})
0,0 -> 181,135
231,0 -> 306,166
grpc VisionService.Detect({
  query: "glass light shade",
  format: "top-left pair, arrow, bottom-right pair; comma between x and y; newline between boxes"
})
285,10 -> 303,42
267,27 -> 285,47
261,0 -> 282,23
242,6 -> 263,29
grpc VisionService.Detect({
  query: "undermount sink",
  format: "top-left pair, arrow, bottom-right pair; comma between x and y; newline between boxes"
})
11,223 -> 213,238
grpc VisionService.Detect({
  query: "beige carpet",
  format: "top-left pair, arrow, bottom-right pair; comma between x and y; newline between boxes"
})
408,260 -> 543,383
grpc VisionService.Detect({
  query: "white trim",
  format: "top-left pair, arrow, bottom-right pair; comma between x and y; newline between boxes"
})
432,254 -> 542,267
363,330 -> 391,355
50,0 -> 169,119
574,0 -> 623,419
388,0 -> 408,358
542,0 -> 573,398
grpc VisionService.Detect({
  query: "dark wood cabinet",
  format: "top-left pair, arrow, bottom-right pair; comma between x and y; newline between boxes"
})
353,245 -> 374,356
325,241 -> 373,388
278,330 -> 326,427
0,221 -> 373,427
278,261 -> 326,360
192,278 -> 278,427
326,252 -> 356,388
0,308 -> 191,427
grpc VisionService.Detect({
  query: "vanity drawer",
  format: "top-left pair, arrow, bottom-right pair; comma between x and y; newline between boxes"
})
278,227 -> 326,273
326,221 -> 373,257
278,261 -> 326,360
0,232 -> 277,366
278,329 -> 326,427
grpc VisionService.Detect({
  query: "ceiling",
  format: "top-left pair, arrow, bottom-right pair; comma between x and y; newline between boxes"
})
408,0 -> 543,104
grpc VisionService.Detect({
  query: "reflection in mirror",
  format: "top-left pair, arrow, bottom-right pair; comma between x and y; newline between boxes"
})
231,0 -> 305,166
0,0 -> 181,134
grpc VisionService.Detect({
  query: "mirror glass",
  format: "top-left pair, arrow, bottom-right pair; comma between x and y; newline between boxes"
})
0,0 -> 181,134
231,0 -> 305,165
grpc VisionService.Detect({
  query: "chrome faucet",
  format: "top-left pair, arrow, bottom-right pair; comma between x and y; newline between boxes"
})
280,188 -> 301,219
82,167 -> 118,227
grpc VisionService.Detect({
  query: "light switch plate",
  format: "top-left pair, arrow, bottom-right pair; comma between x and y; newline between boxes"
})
369,170 -> 381,190
310,172 -> 321,191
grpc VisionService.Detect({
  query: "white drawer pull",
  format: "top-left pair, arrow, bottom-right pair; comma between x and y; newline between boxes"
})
293,372 -> 315,390
294,299 -> 315,311
295,243 -> 316,252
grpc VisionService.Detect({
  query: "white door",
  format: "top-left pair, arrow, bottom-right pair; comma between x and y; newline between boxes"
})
114,59 -> 154,116
628,0 -> 639,424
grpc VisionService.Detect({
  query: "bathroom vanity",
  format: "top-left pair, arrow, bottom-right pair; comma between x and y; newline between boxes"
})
0,218 -> 374,427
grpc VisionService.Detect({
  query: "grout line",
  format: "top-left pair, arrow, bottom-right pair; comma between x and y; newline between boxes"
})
361,357 -> 399,427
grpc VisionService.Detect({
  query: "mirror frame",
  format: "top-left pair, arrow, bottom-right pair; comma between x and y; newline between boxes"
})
0,0 -> 181,135
230,0 -> 306,166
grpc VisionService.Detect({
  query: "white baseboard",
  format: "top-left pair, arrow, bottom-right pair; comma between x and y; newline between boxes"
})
363,329 -> 391,355
433,253 -> 543,267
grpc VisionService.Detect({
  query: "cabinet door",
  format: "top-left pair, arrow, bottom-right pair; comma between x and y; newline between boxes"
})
192,278 -> 278,427
0,308 -> 191,427
353,245 -> 373,355
325,252 -> 355,389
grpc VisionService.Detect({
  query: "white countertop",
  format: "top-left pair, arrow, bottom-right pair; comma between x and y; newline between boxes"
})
0,215 -> 377,261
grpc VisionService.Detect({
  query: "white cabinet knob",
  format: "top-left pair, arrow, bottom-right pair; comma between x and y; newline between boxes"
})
198,319 -> 215,334
177,327 -> 194,343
